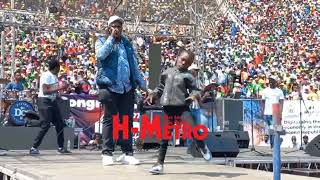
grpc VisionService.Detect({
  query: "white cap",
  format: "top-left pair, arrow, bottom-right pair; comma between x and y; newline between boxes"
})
108,15 -> 124,26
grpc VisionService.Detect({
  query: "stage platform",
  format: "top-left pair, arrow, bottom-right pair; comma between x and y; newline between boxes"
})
0,146 -> 320,180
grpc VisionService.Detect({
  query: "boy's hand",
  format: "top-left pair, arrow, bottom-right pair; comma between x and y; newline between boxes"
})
140,88 -> 152,98
140,86 -> 147,92
185,96 -> 195,102
144,94 -> 154,105
186,94 -> 201,102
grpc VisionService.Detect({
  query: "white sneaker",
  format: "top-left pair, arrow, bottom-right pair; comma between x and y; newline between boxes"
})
149,163 -> 164,174
102,155 -> 114,166
200,144 -> 212,161
118,154 -> 140,165
115,153 -> 126,162
0,150 -> 7,156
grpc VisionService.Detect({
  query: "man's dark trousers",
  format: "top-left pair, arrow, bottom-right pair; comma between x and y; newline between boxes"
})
33,98 -> 65,148
101,89 -> 134,156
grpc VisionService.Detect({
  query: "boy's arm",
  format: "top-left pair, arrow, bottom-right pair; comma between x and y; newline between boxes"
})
185,74 -> 201,99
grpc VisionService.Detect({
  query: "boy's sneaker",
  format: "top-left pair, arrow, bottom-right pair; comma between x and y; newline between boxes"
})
102,155 -> 114,166
199,144 -> 212,161
29,147 -> 40,155
149,163 -> 164,174
57,148 -> 72,154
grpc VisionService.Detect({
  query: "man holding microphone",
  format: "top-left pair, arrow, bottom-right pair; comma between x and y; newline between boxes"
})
95,15 -> 147,166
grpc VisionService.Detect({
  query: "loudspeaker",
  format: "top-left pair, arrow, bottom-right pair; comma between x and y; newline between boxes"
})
305,135 -> 320,156
223,131 -> 249,148
140,110 -> 165,143
136,110 -> 164,150
191,131 -> 240,158
222,100 -> 244,131
57,99 -> 70,120
148,44 -> 161,90
0,127 -> 74,150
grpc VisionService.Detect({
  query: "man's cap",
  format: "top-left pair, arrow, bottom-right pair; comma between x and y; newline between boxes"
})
108,15 -> 124,26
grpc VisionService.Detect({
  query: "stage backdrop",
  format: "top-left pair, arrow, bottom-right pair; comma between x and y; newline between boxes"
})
62,94 -> 102,146
282,100 -> 320,148
242,99 -> 266,147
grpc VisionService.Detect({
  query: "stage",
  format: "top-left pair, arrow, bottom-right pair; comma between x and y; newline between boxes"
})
0,147 -> 320,180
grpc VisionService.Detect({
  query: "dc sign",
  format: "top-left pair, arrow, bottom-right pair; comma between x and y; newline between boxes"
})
9,101 -> 34,126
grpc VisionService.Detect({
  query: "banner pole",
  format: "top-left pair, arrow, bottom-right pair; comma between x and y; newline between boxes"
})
272,103 -> 281,180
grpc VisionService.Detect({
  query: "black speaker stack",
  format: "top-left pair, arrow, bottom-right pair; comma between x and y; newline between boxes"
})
190,131 -> 249,158
305,135 -> 320,156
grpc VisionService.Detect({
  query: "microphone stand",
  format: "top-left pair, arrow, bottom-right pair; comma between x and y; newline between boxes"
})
298,89 -> 310,150
0,83 -> 3,126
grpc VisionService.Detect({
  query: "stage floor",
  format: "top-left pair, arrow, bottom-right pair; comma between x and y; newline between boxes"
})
0,146 -> 319,180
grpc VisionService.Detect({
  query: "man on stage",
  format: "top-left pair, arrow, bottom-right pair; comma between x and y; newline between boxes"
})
95,15 -> 147,166
261,77 -> 284,148
29,59 -> 71,155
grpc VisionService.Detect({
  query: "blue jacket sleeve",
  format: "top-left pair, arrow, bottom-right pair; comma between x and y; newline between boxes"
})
95,36 -> 115,61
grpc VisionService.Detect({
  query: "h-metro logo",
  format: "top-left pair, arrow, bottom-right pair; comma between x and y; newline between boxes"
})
113,114 -> 209,141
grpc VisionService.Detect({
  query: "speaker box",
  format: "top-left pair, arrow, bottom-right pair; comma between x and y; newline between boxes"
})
136,110 -> 164,150
0,127 -> 74,150
57,99 -> 70,120
223,131 -> 249,148
305,135 -> 320,156
191,131 -> 240,158
221,100 -> 244,131
148,44 -> 161,90
141,110 -> 165,143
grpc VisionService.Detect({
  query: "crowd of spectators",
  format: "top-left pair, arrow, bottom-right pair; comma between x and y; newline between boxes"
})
0,0 -> 198,23
0,0 -> 319,101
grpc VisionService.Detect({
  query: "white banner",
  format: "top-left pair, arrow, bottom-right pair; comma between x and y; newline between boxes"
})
282,100 -> 320,148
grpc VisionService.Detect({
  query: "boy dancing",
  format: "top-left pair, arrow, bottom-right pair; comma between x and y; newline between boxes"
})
145,49 -> 212,174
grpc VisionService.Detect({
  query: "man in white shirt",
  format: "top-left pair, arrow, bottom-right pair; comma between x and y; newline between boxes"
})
30,59 -> 71,155
262,77 -> 284,148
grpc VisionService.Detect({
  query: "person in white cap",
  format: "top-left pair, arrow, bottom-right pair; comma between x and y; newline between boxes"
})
188,63 -> 204,90
95,15 -> 148,166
